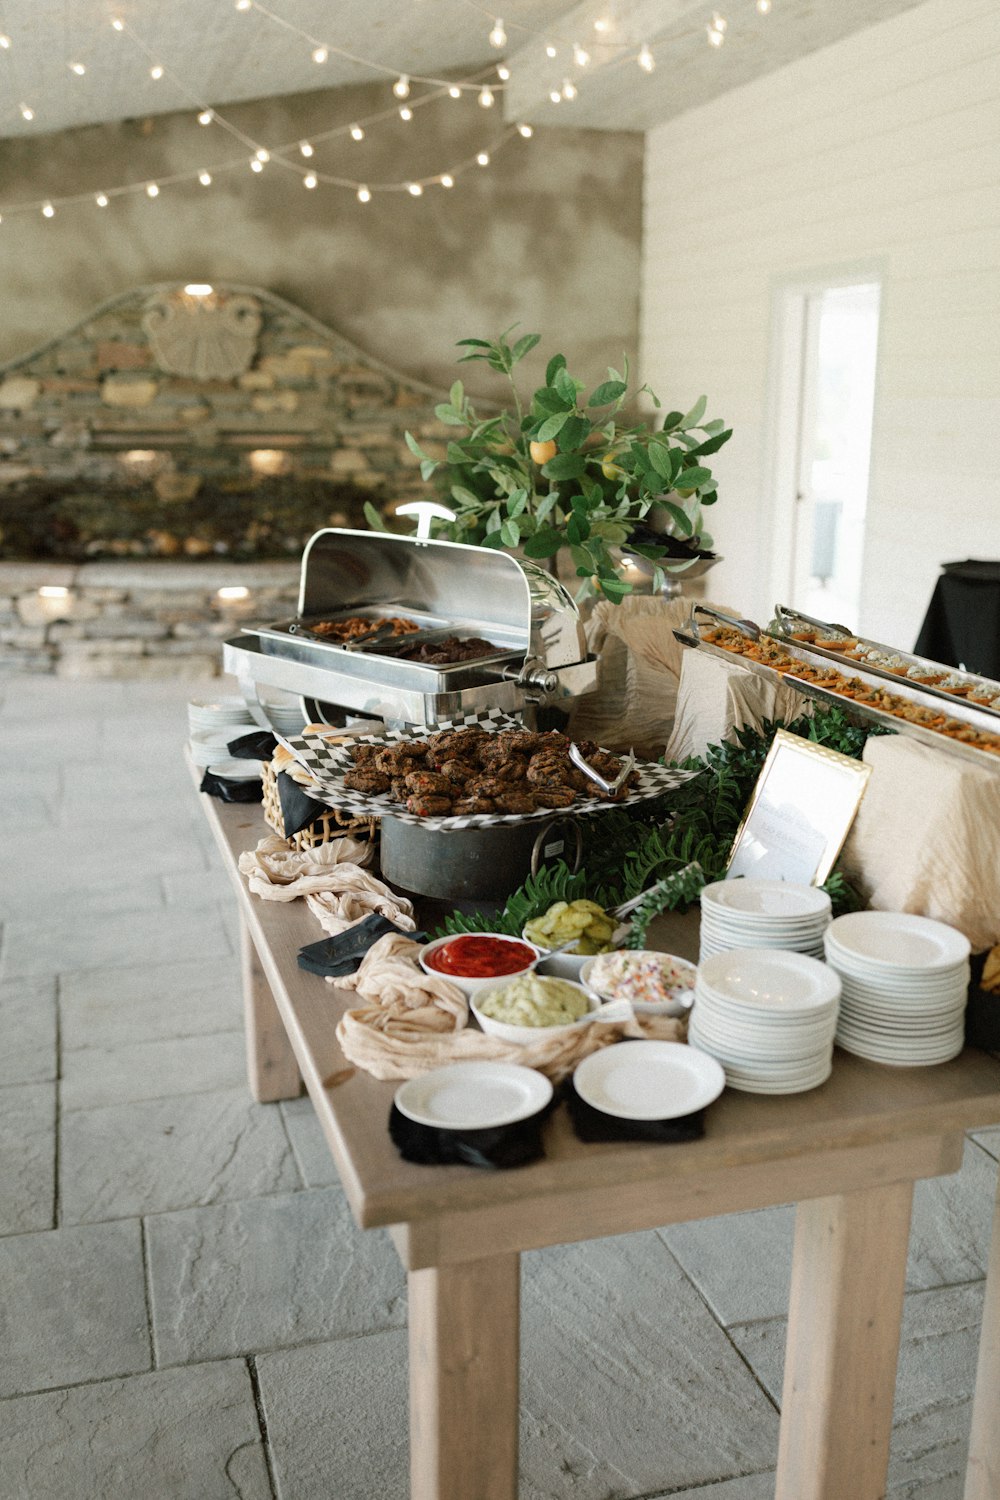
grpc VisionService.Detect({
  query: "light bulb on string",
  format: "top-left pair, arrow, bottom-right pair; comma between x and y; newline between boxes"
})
20,102 -> 34,120
301,139 -> 316,154
357,185 -> 371,202
479,86 -> 494,107
497,63 -> 510,80
146,182 -> 159,197
198,109 -> 213,125
235,0 -> 252,10
711,12 -> 728,31
110,18 -> 124,30
440,174 -> 454,188
549,89 -> 561,104
303,173 -> 317,189
199,170 -> 212,185
518,122 -> 533,138
150,64 -> 164,79
594,17 -> 609,32
638,43 -> 655,72
69,62 -> 86,75
250,157 -> 263,172
255,148 -> 269,162
489,18 -> 506,48
756,0 -> 771,11
561,78 -> 577,100
399,105 -> 412,120
476,151 -> 490,167
407,182 -> 423,196
573,43 -> 590,66
707,11 -> 727,45
348,124 -> 363,141
393,74 -> 410,99
0,33 -> 10,48
448,85 -> 461,98
545,43 -> 557,58
95,192 -> 109,206
312,46 -> 327,63
42,202 -> 54,218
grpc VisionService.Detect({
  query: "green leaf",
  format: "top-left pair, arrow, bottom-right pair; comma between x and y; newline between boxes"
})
567,511 -> 591,545
554,413 -> 591,452
599,576 -> 633,601
533,386 -> 572,415
480,530 -> 506,549
535,492 -> 559,525
363,501 -> 387,531
657,501 -> 694,536
687,429 -> 732,458
434,404 -> 466,427
506,489 -> 528,517
554,367 -> 578,404
588,379 -> 627,407
404,431 -> 428,459
542,453 -> 587,481
419,459 -> 439,481
661,410 -> 684,431
545,353 -> 567,386
450,485 -> 481,508
590,520 -> 630,545
449,379 -> 464,409
680,395 -> 707,429
570,543 -> 595,576
512,333 -> 541,364
535,410 -> 571,443
455,337 -> 491,348
446,443 -> 470,464
676,465 -> 712,491
523,527 -> 564,558
701,418 -> 726,435
647,443 -> 674,480
485,508 -> 502,534
500,519 -> 521,547
651,565 -> 666,594
457,352 -> 488,364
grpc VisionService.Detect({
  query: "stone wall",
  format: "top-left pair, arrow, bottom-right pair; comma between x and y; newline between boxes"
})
0,283 -> 453,563
0,560 -> 298,678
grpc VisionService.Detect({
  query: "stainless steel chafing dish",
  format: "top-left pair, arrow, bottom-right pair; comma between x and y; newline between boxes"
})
224,528 -> 597,729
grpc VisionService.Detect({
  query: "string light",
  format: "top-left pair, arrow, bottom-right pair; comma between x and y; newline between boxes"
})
357,185 -> 371,202
95,192 -> 109,206
145,182 -> 159,197
440,174 -> 454,188
549,88 -> 561,104
488,18 -> 506,48
448,85 -> 461,98
255,148 -> 269,162
235,0 -> 252,10
69,62 -> 86,75
407,181 -> 423,196
250,157 -> 264,172
299,140 -> 314,156
638,43 -> 655,72
303,172 -> 318,189
496,63 -> 511,80
42,202 -> 54,217
110,18 -> 124,31
561,78 -> 577,100
476,151 -> 490,166
399,105 -> 413,120
150,64 -> 164,79
198,170 -> 212,185
707,11 -> 727,45
572,42 -> 590,66
545,43 -> 557,58
594,17 -> 609,32
311,46 -> 328,63
756,0 -> 771,11
393,74 -> 410,99
478,85 -> 494,107
348,125 -> 363,141
198,109 -> 213,125
0,33 -> 10,48
517,122 -> 533,138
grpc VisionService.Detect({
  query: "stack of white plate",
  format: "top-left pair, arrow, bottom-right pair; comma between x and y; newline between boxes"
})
689,948 -> 841,1094
699,879 -> 832,962
188,696 -> 256,767
824,912 -> 970,1066
262,698 -> 308,736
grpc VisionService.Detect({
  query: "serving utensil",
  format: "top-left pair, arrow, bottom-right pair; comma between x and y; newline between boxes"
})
569,743 -> 637,796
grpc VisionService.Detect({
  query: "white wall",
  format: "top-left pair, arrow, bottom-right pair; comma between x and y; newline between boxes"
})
640,0 -> 1000,646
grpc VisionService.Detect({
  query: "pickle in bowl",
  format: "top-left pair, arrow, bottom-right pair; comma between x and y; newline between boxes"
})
523,899 -> 617,957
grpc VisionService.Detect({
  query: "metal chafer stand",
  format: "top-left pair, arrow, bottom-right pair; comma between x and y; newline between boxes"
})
223,528 -> 597,730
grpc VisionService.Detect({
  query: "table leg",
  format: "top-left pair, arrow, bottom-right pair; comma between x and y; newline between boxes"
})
409,1252 -> 520,1500
239,918 -> 301,1103
963,1166 -> 1000,1500
775,1179 -> 913,1500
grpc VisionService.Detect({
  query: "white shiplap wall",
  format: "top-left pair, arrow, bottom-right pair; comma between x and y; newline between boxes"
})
640,0 -> 1000,646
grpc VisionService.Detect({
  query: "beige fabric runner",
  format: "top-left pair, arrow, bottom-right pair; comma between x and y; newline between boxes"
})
840,735 -> 1000,954
666,648 -> 812,763
238,832 -> 414,934
334,933 -> 685,1082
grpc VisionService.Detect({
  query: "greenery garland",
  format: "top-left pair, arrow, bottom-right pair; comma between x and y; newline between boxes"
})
435,704 -> 888,943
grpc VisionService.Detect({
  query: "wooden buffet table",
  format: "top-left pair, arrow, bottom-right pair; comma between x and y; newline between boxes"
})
196,779 -> 1000,1500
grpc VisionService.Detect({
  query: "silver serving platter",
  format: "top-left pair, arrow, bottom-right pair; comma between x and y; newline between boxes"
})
769,604 -> 1000,723
675,605 -> 1000,773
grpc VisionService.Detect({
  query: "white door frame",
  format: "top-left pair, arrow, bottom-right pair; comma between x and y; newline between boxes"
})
762,261 -> 887,623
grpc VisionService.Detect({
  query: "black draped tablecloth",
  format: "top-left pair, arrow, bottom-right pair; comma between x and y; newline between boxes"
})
914,560 -> 1000,677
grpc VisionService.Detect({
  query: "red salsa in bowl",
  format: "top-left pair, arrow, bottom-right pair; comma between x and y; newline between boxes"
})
424,935 -> 537,979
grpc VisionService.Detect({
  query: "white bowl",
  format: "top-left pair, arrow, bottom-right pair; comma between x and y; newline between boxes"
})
579,950 -> 697,1015
470,978 -> 602,1045
418,933 -> 541,999
520,926 -> 613,982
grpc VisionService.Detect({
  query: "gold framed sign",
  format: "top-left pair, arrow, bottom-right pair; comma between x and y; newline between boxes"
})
726,729 -> 872,886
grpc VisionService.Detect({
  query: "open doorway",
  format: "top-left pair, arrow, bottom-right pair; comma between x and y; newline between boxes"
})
769,278 -> 881,629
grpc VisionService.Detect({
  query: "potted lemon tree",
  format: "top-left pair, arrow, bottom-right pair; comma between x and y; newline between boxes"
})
371,328 -> 732,603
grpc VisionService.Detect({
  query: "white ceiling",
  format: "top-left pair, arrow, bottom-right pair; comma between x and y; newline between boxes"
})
0,0 -> 930,141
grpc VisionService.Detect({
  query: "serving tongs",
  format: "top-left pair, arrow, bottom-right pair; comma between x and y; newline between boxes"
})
769,603 -> 853,639
569,742 -> 637,796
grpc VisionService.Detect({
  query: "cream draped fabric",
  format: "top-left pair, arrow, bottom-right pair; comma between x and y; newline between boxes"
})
334,933 -> 686,1082
666,647 -> 812,763
238,832 -> 414,934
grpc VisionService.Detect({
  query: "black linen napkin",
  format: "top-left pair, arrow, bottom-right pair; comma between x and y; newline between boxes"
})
965,951 -> 1000,1052
227,730 -> 279,760
561,1074 -> 706,1143
388,1098 -> 554,1170
277,769 -> 334,838
199,768 -> 263,803
297,913 -> 426,977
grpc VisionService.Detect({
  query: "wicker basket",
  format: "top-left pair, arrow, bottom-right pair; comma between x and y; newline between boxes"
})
261,760 -> 378,852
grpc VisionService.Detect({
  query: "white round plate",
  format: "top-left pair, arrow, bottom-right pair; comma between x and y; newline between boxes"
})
697,949 -> 841,1013
206,759 -> 263,780
724,1062 -> 833,1094
394,1062 -> 552,1130
701,879 -> 832,920
573,1041 -> 725,1121
825,912 -> 970,971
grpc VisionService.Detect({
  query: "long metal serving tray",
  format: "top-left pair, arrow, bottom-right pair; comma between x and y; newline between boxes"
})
674,605 -> 1000,772
769,604 -> 1000,723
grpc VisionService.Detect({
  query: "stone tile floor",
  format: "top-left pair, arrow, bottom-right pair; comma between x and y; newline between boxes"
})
0,673 -> 997,1499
